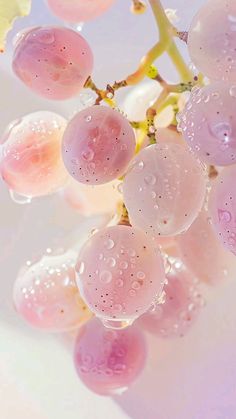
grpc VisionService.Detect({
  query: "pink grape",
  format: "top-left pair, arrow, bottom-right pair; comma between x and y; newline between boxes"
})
209,166 -> 236,256
139,259 -> 203,338
74,318 -> 146,395
188,0 -> 236,82
76,225 -> 165,328
0,111 -> 69,197
123,143 -> 207,237
62,106 -> 136,185
13,250 -> 92,332
12,26 -> 93,100
47,0 -> 116,23
62,179 -> 121,215
178,83 -> 236,166
176,209 -> 236,285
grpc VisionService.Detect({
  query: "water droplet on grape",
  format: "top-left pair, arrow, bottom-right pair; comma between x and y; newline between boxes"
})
132,281 -> 141,290
9,189 -> 32,205
82,148 -> 94,162
99,270 -> 112,284
144,174 -> 156,185
104,239 -> 115,250
229,85 -> 236,97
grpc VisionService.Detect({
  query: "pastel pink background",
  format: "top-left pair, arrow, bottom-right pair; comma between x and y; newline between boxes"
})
1,1 -> 236,418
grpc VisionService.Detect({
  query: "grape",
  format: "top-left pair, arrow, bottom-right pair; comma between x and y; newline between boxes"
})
176,209 -> 236,285
139,258 -> 203,338
178,83 -> 236,166
76,225 -> 165,328
74,318 -> 146,395
12,26 -> 93,100
123,143 -> 207,237
0,111 -> 69,197
13,250 -> 92,332
62,179 -> 121,215
209,166 -> 236,256
62,106 -> 136,185
47,0 -> 116,23
188,0 -> 236,82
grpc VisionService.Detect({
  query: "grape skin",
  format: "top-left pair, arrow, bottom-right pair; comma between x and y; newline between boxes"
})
188,0 -> 236,82
76,225 -> 165,324
209,166 -> 236,256
12,26 -> 93,100
123,142 -> 207,237
13,251 -> 92,332
176,209 -> 236,284
62,106 -> 136,185
179,83 -> 236,166
47,0 -> 116,23
74,318 -> 146,395
0,111 -> 69,197
139,258 -> 203,338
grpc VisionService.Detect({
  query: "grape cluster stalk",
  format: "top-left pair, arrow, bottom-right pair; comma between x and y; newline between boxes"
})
1,0 -> 236,396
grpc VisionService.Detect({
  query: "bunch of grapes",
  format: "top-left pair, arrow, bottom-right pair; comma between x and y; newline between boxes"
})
2,0 -> 236,396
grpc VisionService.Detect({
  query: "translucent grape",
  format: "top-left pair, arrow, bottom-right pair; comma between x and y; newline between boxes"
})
76,225 -> 165,328
74,318 -> 146,395
176,209 -> 236,285
188,0 -> 236,82
12,26 -> 93,100
47,0 -> 116,23
209,166 -> 236,256
62,179 -> 121,215
13,250 -> 92,332
62,106 -> 136,185
179,83 -> 236,166
0,111 -> 69,197
123,143 -> 207,237
139,258 -> 203,338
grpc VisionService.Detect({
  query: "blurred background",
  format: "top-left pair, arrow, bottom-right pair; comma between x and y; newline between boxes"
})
1,1 -> 236,418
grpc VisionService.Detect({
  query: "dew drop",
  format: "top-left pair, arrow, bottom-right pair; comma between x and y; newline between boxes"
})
229,85 -> 236,98
107,257 -> 116,268
104,239 -> 115,250
129,289 -> 136,297
77,261 -> 85,275
9,189 -> 32,205
120,261 -> 128,270
144,174 -> 156,185
132,281 -> 141,290
218,209 -> 232,222
82,148 -> 94,162
137,271 -> 145,280
99,270 -> 112,284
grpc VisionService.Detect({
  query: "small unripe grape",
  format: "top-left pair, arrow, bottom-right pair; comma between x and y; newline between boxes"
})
176,209 -> 236,285
188,0 -> 236,82
47,0 -> 116,23
76,225 -> 165,327
123,143 -> 206,237
62,106 -> 136,185
209,166 -> 236,256
139,259 -> 203,338
13,250 -> 92,332
12,26 -> 93,100
179,83 -> 236,166
0,111 -> 69,197
74,318 -> 146,395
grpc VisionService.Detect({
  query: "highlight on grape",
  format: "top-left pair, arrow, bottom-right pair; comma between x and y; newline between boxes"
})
1,0 -> 236,396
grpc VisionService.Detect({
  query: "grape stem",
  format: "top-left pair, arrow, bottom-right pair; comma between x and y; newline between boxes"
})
85,0 -> 196,106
